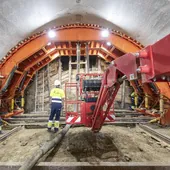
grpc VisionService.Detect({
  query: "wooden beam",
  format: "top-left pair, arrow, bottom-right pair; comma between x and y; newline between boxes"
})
85,43 -> 89,73
58,57 -> 62,82
97,57 -> 102,73
1,162 -> 170,170
101,46 -> 117,59
70,62 -> 86,65
68,56 -> 71,83
34,72 -> 38,112
76,43 -> 81,74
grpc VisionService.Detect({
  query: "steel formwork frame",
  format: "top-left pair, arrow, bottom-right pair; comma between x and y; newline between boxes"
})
0,23 -> 141,116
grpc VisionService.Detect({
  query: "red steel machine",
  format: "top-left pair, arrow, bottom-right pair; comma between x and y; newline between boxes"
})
65,34 -> 170,132
65,73 -> 116,130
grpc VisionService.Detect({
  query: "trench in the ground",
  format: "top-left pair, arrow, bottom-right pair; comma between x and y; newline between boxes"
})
45,129 -> 122,162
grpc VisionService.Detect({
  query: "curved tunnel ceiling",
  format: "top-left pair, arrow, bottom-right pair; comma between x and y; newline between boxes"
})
0,0 -> 170,59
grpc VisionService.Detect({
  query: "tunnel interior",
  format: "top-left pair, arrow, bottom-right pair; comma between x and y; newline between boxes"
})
0,1 -> 170,169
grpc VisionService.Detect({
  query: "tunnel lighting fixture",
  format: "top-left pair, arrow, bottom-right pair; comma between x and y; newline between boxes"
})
106,42 -> 111,46
48,30 -> 56,38
101,29 -> 109,37
161,75 -> 166,80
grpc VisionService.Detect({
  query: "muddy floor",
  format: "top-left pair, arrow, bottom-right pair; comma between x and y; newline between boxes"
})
0,125 -> 170,163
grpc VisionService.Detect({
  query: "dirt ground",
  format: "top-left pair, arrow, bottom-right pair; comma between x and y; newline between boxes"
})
0,125 -> 170,163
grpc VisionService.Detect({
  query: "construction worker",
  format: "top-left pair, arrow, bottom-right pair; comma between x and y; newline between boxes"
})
47,80 -> 65,133
130,91 -> 142,110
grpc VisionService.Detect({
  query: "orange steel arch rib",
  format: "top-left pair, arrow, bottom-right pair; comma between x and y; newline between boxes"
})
0,25 -> 141,77
0,25 -> 141,91
0,23 -> 144,115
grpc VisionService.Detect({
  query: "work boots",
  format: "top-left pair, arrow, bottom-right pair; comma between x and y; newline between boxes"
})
54,121 -> 59,133
47,120 -> 53,132
47,120 -> 59,133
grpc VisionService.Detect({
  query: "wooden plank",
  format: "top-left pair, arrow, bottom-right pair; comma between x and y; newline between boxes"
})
69,56 -> 71,83
139,124 -> 170,145
98,57 -> 101,72
76,43 -> 80,74
85,43 -> 89,73
0,162 -> 170,170
58,57 -> 62,82
71,62 -> 86,65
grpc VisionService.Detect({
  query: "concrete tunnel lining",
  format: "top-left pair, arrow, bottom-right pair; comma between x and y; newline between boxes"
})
0,0 -> 170,58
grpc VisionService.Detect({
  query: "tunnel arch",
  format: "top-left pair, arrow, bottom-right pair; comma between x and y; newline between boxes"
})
0,23 -> 143,114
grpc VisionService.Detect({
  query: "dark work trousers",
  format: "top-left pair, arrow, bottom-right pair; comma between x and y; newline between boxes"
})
49,103 -> 62,121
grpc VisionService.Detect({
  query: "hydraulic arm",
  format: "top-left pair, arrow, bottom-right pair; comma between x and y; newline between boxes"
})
91,34 -> 170,131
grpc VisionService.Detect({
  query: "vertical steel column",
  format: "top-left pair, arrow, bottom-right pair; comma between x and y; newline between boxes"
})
47,64 -> 51,114
47,64 -> 50,93
121,80 -> 126,109
98,57 -> 102,73
76,43 -> 81,74
85,43 -> 89,73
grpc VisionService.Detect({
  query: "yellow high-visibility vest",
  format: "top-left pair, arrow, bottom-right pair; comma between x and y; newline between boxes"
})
50,88 -> 65,98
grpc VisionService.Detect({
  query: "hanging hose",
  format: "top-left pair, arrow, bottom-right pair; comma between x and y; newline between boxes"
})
19,124 -> 71,170
148,83 -> 159,94
134,80 -> 143,94
0,66 -> 18,94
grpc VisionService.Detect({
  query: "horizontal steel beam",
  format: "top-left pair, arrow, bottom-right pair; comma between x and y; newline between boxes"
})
139,124 -> 170,145
0,126 -> 22,141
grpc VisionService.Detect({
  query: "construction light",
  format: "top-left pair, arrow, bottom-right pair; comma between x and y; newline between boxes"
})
101,29 -> 109,37
106,42 -> 111,46
48,30 -> 56,38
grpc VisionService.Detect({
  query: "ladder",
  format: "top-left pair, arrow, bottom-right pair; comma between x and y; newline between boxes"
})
35,69 -> 45,112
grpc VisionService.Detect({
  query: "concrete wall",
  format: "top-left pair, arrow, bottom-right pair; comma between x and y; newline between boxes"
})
24,56 -> 132,113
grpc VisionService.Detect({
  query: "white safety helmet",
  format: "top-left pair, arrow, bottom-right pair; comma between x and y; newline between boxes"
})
54,80 -> 61,86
